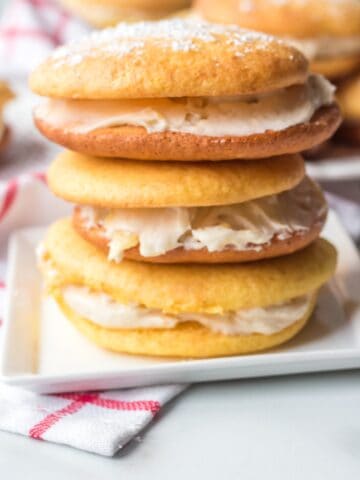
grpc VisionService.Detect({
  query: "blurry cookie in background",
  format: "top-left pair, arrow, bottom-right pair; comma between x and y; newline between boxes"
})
0,81 -> 14,153
58,0 -> 191,27
195,0 -> 360,80
335,74 -> 360,146
306,73 -> 360,157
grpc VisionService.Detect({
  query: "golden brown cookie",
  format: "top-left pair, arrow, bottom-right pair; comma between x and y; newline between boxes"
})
312,56 -> 360,80
30,20 -> 308,99
48,151 -> 305,208
34,104 -> 341,161
195,0 -> 360,38
334,73 -> 360,145
195,0 -> 360,79
337,74 -> 360,121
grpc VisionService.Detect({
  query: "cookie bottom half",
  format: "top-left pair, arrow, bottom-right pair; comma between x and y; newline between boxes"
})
53,290 -> 317,358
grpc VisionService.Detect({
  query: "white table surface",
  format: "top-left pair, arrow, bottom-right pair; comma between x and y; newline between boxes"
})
1,371 -> 360,478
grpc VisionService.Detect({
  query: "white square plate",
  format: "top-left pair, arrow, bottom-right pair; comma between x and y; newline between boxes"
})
1,211 -> 360,394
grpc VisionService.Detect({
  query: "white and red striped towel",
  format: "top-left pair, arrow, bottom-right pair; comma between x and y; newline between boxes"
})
0,383 -> 185,456
0,0 -> 186,457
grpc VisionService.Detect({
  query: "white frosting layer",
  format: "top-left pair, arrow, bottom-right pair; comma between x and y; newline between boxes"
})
62,286 -> 313,335
35,74 -> 334,137
289,36 -> 360,61
79,177 -> 327,262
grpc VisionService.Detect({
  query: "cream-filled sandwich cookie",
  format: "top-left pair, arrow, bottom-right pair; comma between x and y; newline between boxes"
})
335,74 -> 360,145
30,19 -> 340,161
195,0 -> 360,79
48,151 -> 327,264
0,81 -> 14,152
40,219 -> 337,358
58,0 -> 191,27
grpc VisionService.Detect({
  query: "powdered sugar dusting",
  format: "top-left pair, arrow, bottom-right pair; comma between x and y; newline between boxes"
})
50,19 -> 282,68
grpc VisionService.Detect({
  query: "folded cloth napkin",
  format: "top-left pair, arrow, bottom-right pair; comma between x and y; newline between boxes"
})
0,384 -> 185,456
0,174 -> 186,456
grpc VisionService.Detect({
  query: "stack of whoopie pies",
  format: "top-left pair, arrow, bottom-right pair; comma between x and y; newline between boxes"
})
31,20 -> 339,358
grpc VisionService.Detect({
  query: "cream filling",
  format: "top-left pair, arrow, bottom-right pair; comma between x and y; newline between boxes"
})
35,74 -> 334,137
62,286 -> 313,336
79,177 -> 327,262
288,36 -> 360,61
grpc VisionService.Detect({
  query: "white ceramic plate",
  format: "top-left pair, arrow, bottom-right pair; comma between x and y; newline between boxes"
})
1,211 -> 360,394
306,152 -> 360,181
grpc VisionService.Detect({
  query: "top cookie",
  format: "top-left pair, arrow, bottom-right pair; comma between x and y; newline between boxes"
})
29,19 -> 308,99
195,0 -> 360,38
